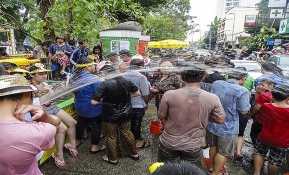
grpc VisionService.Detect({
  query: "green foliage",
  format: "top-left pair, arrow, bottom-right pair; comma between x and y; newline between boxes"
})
256,0 -> 274,27
239,27 -> 283,50
203,16 -> 220,49
142,0 -> 196,41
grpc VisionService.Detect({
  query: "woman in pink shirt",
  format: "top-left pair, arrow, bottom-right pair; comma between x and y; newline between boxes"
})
0,75 -> 59,175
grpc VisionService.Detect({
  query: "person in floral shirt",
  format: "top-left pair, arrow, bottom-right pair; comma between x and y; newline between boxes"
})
150,61 -> 184,110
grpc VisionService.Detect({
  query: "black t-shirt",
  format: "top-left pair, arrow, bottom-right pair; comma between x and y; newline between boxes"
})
92,77 -> 138,123
224,49 -> 237,59
240,50 -> 252,59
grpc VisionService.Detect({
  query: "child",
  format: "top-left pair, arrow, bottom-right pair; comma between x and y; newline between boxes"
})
52,49 -> 70,78
253,84 -> 289,175
249,77 -> 275,147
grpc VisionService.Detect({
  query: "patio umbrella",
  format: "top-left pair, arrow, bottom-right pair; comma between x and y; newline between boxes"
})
148,39 -> 190,49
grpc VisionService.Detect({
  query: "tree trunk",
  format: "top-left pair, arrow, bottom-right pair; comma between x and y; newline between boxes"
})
64,5 -> 73,41
37,0 -> 56,41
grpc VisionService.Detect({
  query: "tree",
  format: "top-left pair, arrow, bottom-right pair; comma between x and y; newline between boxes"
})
239,27 -> 283,50
142,0 -> 197,41
203,16 -> 220,50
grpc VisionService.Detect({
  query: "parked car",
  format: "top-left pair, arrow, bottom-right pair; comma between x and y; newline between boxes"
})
230,60 -> 262,79
266,55 -> 289,76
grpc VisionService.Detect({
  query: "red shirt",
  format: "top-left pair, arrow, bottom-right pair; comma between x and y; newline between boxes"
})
257,103 -> 289,148
255,91 -> 272,124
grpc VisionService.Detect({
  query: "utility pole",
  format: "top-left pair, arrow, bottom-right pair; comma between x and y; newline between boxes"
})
207,25 -> 212,50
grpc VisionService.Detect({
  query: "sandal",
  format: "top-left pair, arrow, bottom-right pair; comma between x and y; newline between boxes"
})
234,154 -> 243,161
64,143 -> 79,157
52,153 -> 67,169
136,141 -> 151,149
90,144 -> 106,154
102,155 -> 118,165
129,154 -> 140,161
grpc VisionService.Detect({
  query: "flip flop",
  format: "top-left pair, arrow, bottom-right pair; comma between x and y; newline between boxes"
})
102,155 -> 118,165
52,152 -> 67,169
64,143 -> 79,157
90,144 -> 106,154
136,141 -> 151,149
129,154 -> 140,161
234,154 -> 243,161
76,139 -> 84,148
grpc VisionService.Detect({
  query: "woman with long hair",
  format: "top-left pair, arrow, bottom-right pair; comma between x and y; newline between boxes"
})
91,65 -> 140,165
92,45 -> 105,63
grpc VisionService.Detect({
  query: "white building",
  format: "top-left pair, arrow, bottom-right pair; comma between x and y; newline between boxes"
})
217,7 -> 259,46
216,0 -> 260,19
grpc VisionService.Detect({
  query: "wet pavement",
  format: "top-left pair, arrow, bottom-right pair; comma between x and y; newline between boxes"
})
40,103 -> 289,175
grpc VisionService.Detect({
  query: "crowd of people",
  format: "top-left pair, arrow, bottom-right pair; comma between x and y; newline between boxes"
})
1,38 -> 289,175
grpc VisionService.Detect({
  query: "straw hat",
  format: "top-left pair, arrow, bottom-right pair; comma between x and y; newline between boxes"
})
132,54 -> 143,60
0,75 -> 34,97
29,63 -> 52,74
7,67 -> 29,73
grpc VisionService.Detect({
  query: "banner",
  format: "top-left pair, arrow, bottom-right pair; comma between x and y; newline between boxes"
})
100,36 -> 140,57
244,15 -> 257,27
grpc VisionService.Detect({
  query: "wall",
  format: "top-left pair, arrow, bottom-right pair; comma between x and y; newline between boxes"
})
218,7 -> 259,44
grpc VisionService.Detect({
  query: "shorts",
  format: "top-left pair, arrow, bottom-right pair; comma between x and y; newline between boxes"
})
206,130 -> 237,157
254,141 -> 288,166
238,114 -> 248,137
42,103 -> 61,115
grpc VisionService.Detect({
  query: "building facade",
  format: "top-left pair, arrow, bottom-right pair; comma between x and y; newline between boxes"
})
216,0 -> 260,19
217,7 -> 259,47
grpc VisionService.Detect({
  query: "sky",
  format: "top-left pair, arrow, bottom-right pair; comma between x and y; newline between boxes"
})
187,0 -> 218,42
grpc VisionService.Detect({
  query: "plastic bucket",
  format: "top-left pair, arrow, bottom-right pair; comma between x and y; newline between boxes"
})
150,120 -> 164,135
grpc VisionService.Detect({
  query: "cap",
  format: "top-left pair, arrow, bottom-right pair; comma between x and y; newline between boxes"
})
119,49 -> 132,56
55,36 -> 65,41
107,52 -> 118,58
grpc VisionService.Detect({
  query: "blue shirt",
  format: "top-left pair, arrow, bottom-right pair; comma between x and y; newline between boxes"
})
206,79 -> 251,137
254,73 -> 281,87
74,72 -> 102,118
122,70 -> 150,108
48,43 -> 73,55
70,47 -> 90,65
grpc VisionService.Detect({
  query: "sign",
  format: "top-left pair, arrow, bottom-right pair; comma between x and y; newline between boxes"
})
274,39 -> 284,45
268,0 -> 287,7
270,9 -> 284,18
279,18 -> 289,34
267,39 -> 275,46
244,15 -> 257,27
100,36 -> 139,56
266,39 -> 284,45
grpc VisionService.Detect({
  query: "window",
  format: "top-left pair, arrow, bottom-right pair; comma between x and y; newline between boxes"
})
279,56 -> 289,66
226,3 -> 232,6
226,7 -> 232,11
233,2 -> 239,6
